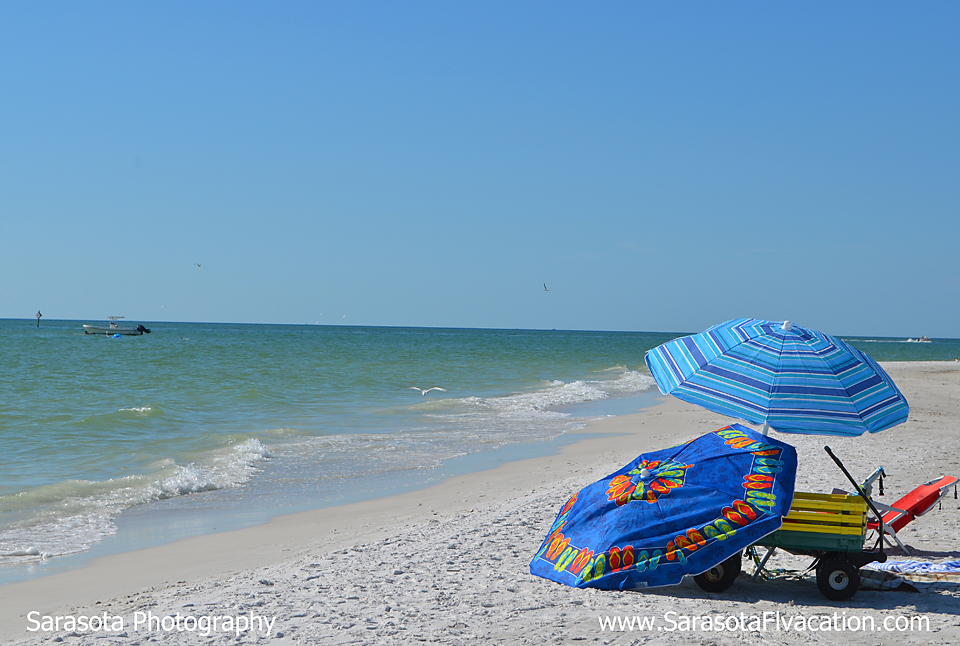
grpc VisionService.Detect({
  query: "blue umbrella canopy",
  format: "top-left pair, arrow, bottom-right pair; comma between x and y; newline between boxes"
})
530,424 -> 797,590
645,318 -> 909,437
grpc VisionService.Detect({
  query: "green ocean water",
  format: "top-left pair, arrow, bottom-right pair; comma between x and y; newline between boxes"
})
1,318 -> 957,577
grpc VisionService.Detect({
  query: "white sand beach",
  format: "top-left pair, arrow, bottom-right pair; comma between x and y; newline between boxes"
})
2,362 -> 959,645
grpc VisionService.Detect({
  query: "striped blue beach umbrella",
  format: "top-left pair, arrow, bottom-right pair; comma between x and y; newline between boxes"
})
644,318 -> 909,437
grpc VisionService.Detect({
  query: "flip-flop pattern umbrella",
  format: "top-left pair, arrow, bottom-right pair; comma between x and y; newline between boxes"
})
644,318 -> 909,437
530,424 -> 797,590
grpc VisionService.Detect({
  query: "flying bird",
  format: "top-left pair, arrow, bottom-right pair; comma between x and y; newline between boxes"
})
408,387 -> 447,396
194,263 -> 201,268
543,283 -> 549,291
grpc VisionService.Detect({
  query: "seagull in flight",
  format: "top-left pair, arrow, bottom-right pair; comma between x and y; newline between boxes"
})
194,263 -> 201,268
543,283 -> 549,291
408,387 -> 447,396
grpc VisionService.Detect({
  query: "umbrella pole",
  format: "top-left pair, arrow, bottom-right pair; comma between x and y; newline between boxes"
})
761,423 -> 770,436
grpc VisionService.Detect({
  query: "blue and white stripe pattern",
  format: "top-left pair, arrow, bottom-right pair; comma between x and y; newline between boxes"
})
644,319 -> 910,436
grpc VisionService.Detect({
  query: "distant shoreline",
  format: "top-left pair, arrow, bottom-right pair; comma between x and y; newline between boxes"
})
8,317 -> 957,341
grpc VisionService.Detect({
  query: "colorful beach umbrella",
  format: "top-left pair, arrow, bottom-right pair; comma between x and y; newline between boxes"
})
644,318 -> 909,437
530,424 -> 797,590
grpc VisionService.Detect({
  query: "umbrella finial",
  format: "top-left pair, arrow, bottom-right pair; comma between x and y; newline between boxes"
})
781,320 -> 793,331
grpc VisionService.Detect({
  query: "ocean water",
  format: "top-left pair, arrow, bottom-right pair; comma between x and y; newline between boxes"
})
1,319 -> 957,580
0,320 -> 673,575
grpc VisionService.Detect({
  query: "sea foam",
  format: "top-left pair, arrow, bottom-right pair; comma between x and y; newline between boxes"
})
0,439 -> 272,565
0,369 -> 651,567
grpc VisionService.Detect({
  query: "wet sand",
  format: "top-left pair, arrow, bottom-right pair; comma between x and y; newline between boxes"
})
3,362 -> 958,645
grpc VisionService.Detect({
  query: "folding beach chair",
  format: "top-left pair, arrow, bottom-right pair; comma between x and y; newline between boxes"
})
865,476 -> 959,554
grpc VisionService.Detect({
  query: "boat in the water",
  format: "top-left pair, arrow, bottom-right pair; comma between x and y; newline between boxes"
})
83,317 -> 151,336
906,336 -> 931,343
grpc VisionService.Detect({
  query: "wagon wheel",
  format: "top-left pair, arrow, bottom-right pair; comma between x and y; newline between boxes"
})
816,558 -> 860,601
694,554 -> 742,593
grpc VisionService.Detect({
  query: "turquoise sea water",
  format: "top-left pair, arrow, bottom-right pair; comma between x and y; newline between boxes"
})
1,319 -> 958,580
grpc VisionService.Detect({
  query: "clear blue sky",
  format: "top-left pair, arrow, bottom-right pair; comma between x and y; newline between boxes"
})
2,3 -> 958,337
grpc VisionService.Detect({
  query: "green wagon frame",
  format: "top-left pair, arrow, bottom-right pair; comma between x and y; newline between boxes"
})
693,490 -> 887,600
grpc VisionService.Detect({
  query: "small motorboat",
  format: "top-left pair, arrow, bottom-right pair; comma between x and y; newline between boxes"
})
83,317 -> 151,336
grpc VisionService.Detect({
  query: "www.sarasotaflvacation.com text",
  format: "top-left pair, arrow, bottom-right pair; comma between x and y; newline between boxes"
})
599,611 -> 930,633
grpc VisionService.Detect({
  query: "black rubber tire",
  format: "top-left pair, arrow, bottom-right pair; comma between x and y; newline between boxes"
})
816,558 -> 860,601
694,554 -> 742,593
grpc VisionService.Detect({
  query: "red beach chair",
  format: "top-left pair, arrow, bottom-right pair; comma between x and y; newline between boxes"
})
866,475 -> 958,554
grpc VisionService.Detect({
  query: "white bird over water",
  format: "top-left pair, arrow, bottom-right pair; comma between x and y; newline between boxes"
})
408,387 -> 447,396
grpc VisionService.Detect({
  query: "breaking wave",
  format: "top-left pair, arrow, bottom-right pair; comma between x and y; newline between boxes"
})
0,439 -> 271,564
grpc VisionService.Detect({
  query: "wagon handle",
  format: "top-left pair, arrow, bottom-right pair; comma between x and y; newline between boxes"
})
824,446 -> 885,557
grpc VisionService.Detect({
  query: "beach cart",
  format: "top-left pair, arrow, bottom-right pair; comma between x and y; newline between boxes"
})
694,449 -> 888,601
